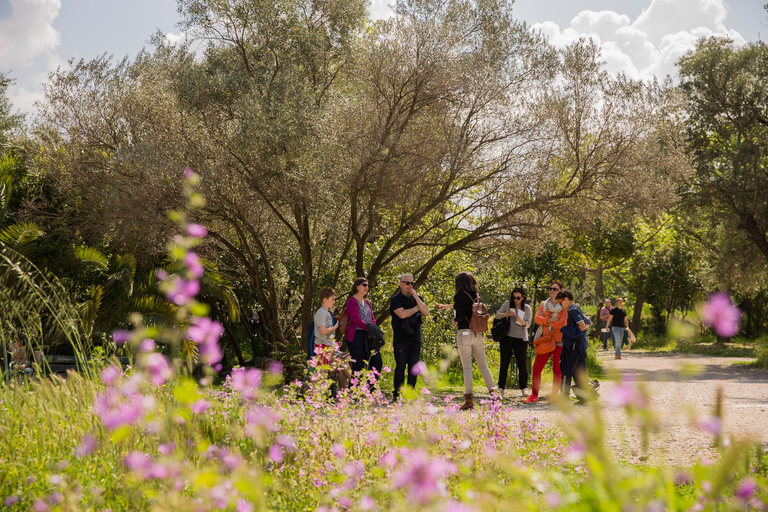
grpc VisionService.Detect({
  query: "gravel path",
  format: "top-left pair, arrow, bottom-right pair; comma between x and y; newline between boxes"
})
487,350 -> 768,467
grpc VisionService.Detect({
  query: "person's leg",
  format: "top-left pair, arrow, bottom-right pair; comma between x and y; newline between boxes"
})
348,331 -> 367,374
550,345 -> 563,398
602,321 -> 608,350
406,341 -> 421,388
392,341 -> 408,400
530,352 -> 551,398
471,333 -> 496,392
512,337 -> 528,391
611,327 -> 624,358
573,349 -> 588,402
456,330 -> 474,395
368,351 -> 383,378
497,336 -> 513,390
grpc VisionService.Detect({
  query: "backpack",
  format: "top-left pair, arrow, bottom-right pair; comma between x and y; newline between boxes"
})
464,292 -> 490,333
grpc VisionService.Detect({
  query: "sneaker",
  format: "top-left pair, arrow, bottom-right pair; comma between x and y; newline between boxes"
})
522,395 -> 539,403
615,355 -> 621,359
520,388 -> 527,397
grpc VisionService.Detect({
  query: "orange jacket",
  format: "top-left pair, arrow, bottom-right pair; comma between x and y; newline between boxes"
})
535,301 -> 567,344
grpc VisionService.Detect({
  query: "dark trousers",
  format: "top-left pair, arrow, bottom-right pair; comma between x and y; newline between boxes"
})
561,345 -> 588,401
348,329 -> 383,378
498,336 -> 528,390
393,340 -> 421,399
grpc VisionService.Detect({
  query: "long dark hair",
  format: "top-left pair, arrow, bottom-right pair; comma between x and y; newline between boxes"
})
454,271 -> 478,294
510,287 -> 527,308
350,277 -> 369,297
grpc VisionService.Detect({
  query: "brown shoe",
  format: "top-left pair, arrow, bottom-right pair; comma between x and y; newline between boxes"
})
460,393 -> 474,410
615,355 -> 621,359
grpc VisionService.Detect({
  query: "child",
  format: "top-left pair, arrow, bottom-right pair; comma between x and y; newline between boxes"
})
556,289 -> 591,405
314,287 -> 350,388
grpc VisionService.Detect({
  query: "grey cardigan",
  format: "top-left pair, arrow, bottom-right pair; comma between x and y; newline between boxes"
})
497,301 -> 532,341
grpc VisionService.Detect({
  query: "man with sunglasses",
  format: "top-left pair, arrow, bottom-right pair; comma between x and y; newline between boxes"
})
390,274 -> 430,401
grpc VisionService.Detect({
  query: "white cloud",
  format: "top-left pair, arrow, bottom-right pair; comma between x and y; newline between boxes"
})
530,0 -> 747,81
0,0 -> 61,70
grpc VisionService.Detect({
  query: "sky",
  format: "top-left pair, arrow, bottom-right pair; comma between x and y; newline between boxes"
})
1,0 -> 766,117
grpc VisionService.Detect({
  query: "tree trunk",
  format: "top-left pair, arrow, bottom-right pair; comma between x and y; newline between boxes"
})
594,262 -> 604,303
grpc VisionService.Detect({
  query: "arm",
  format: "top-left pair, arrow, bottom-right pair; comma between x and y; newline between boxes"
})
415,294 -> 430,317
599,308 -> 610,322
345,298 -> 367,330
624,314 -> 629,328
497,301 -> 511,319
534,302 -> 549,326
318,324 -> 338,335
550,310 -> 568,330
607,314 -> 613,329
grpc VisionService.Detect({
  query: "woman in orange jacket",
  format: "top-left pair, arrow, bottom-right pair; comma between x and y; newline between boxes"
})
523,280 -> 567,403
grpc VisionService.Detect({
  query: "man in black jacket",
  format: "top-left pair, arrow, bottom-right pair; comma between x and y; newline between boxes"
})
390,274 -> 430,401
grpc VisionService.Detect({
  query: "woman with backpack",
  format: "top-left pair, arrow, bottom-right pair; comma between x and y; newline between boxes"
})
496,287 -> 532,399
524,280 -> 568,404
449,271 -> 497,410
344,277 -> 383,380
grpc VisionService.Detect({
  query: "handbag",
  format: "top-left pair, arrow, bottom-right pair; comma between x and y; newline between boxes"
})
365,322 -> 386,354
533,329 -> 556,355
491,317 -> 510,342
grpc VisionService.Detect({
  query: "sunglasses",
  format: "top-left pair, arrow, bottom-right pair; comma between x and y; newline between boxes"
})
360,283 -> 369,287
401,281 -> 414,286
513,296 -> 523,300
549,287 -> 560,291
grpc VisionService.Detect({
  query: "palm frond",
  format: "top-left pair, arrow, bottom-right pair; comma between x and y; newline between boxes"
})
74,246 -> 109,271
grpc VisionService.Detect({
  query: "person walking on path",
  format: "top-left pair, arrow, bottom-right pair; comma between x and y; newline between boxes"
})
558,289 -> 591,404
599,299 -> 613,350
451,271 -> 498,411
390,274 -> 430,401
496,287 -> 532,399
607,298 -> 629,360
344,277 -> 383,379
524,280 -> 567,403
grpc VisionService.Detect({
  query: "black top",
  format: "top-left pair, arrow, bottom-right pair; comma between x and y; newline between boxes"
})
610,307 -> 627,328
390,292 -> 423,343
453,291 -> 478,331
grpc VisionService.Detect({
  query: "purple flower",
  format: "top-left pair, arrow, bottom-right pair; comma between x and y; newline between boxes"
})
269,444 -> 283,463
4,495 -> 19,506
191,399 -> 210,414
236,500 -> 253,512
94,388 -> 155,430
33,500 -> 50,512
411,361 -> 428,376
101,365 -> 121,385
166,277 -> 200,305
139,338 -> 156,353
183,167 -> 195,179
155,269 -> 169,281
230,368 -> 263,401
124,451 -> 151,471
144,352 -> 173,386
184,252 -> 205,278
186,223 -> 207,238
158,443 -> 175,455
735,478 -> 758,501
697,416 -> 721,437
391,448 -> 457,505
112,330 -> 131,345
187,316 -> 224,366
75,435 -> 98,458
701,292 -> 741,337
268,361 -> 283,375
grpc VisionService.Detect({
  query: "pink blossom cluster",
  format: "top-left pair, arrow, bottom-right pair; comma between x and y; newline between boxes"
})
94,369 -> 155,430
381,447 -> 458,505
187,316 -> 224,368
229,367 -> 263,401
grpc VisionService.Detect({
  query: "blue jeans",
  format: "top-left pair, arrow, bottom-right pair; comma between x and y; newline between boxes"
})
611,327 -> 625,357
601,321 -> 609,349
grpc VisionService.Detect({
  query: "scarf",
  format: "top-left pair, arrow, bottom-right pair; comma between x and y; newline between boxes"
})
534,298 -> 563,341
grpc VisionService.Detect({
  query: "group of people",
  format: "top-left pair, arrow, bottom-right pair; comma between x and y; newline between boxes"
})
312,272 -> 607,409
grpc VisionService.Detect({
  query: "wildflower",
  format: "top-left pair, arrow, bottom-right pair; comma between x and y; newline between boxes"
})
268,361 -> 283,375
701,292 -> 741,337
186,223 -> 207,238
359,496 -> 375,510
166,276 -> 200,305
735,478 -> 758,501
143,352 -> 173,386
411,361 -> 428,376
48,474 -> 62,485
124,451 -> 152,471
187,316 -> 224,366
101,365 -> 121,385
230,367 -> 263,401
33,500 -> 50,512
139,338 -> 156,352
391,448 -> 457,505
697,416 -> 721,437
545,493 -> 561,508
158,443 -> 175,455
184,252 -> 205,278
4,495 -> 19,506
75,435 -> 98,458
236,500 -> 253,512
112,330 -> 131,345
183,167 -> 195,179
191,399 -> 210,414
269,444 -> 284,463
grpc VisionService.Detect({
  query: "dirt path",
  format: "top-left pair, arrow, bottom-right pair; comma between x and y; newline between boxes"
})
474,350 -> 768,467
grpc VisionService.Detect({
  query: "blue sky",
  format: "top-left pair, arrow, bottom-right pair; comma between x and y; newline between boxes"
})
1,0 -> 766,116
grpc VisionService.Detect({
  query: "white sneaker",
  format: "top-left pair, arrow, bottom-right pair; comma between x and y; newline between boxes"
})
521,388 -> 528,397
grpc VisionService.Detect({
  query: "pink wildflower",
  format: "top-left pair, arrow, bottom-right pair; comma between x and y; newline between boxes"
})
230,367 -> 263,401
75,435 -> 98,458
144,352 -> 173,386
735,478 -> 758,501
101,365 -> 121,385
112,330 -> 131,345
187,316 -> 224,366
701,292 -> 741,337
269,444 -> 283,463
124,451 -> 151,471
191,399 -> 210,414
411,361 -> 428,376
186,223 -> 207,238
184,252 -> 205,278
391,448 -> 457,505
166,276 -> 200,305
